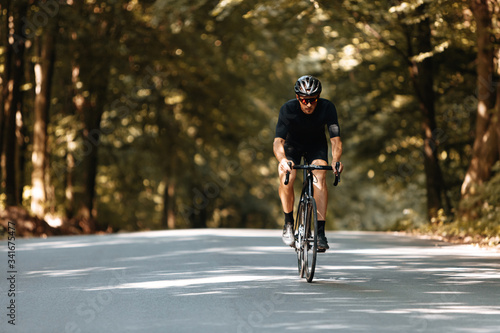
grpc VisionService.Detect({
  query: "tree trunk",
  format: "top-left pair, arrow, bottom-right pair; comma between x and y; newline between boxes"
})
66,1 -> 113,232
31,20 -> 58,218
460,0 -> 499,203
190,205 -> 208,228
496,84 -> 500,156
406,4 -> 449,221
161,175 -> 176,229
161,112 -> 177,229
70,62 -> 103,233
16,104 -> 26,205
3,1 -> 27,207
65,148 -> 76,219
73,59 -> 110,233
0,1 -> 11,184
62,62 -> 79,224
79,102 -> 105,232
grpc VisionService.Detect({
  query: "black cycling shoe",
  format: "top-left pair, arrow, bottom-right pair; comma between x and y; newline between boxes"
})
317,233 -> 329,252
282,223 -> 295,247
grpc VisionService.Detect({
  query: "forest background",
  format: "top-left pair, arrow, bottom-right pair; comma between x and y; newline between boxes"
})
1,0 -> 499,245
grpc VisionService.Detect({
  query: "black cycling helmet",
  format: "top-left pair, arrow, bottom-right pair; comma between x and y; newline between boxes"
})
294,75 -> 322,96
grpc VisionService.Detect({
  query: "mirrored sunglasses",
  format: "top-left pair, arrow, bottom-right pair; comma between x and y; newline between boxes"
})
299,97 -> 318,105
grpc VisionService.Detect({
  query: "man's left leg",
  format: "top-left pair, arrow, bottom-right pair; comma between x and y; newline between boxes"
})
311,158 -> 329,251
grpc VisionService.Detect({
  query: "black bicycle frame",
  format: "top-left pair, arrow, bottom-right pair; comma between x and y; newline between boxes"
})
302,169 -> 314,201
282,162 -> 341,282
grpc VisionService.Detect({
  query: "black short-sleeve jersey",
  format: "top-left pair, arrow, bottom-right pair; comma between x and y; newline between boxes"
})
275,98 -> 340,146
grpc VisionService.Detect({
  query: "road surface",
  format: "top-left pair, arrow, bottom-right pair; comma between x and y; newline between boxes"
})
2,229 -> 500,332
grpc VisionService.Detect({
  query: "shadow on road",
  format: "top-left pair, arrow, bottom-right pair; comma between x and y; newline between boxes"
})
8,229 -> 500,332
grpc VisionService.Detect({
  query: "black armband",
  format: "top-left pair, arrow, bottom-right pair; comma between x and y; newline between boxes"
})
328,124 -> 340,138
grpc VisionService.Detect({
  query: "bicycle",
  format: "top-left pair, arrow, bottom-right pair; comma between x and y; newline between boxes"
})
285,161 -> 341,282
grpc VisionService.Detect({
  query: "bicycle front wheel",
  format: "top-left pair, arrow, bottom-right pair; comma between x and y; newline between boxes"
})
295,200 -> 307,277
303,198 -> 318,282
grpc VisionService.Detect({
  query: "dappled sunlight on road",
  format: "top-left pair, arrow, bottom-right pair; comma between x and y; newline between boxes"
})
8,229 -> 500,332
18,228 -> 280,251
115,228 -> 281,239
114,245 -> 290,263
349,305 -> 500,318
24,266 -> 126,278
87,274 -> 296,290
291,231 -> 500,332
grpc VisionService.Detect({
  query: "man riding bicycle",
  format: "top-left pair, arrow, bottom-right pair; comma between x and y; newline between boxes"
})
273,75 -> 343,251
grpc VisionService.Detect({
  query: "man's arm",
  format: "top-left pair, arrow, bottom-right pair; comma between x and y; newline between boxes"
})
274,137 -> 292,172
330,137 -> 343,173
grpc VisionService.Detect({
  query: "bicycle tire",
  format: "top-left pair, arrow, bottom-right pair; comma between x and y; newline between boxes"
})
295,200 -> 307,277
303,198 -> 318,282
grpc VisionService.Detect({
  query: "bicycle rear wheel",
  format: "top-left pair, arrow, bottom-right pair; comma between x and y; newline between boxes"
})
303,198 -> 318,282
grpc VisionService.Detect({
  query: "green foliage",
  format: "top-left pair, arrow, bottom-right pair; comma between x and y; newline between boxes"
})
403,164 -> 500,246
458,163 -> 500,233
1,0 -> 498,236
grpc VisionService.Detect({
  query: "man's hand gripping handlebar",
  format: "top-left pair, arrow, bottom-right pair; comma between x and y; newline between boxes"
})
284,162 -> 341,186
284,162 -> 292,185
333,162 -> 341,186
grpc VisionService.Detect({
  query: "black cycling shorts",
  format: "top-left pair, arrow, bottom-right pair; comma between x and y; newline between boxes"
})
284,140 -> 328,165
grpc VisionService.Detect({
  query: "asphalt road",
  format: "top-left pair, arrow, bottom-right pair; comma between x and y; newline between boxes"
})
2,229 -> 500,333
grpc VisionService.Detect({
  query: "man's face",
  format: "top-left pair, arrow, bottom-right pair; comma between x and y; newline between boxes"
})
297,94 -> 319,115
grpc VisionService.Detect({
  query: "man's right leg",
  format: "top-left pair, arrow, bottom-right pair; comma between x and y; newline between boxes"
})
310,158 -> 329,251
279,166 -> 296,246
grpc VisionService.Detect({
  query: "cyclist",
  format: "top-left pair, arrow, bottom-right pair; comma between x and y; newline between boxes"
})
273,75 -> 343,251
